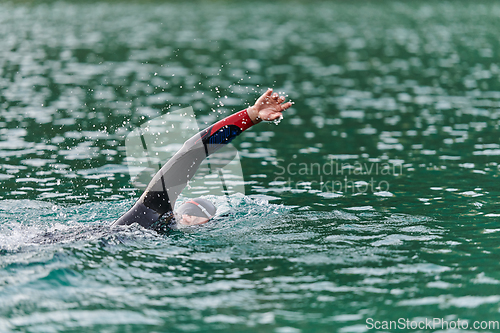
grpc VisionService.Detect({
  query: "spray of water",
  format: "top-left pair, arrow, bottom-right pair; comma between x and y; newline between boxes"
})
272,114 -> 284,125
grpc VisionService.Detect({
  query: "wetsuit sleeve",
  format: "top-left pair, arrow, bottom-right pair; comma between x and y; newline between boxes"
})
112,109 -> 255,229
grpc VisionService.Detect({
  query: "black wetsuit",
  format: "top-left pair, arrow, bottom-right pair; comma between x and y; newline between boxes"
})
112,109 -> 254,230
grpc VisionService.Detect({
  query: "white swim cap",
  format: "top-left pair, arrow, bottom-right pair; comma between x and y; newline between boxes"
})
176,198 -> 216,219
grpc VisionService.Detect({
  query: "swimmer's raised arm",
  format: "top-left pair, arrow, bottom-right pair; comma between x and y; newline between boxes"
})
113,88 -> 292,230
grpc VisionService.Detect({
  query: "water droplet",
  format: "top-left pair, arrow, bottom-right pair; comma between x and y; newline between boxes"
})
273,114 -> 284,125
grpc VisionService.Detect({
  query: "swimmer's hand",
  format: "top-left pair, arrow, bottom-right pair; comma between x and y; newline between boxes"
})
247,88 -> 292,124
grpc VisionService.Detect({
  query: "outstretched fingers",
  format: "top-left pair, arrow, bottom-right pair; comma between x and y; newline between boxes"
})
256,88 -> 274,106
280,101 -> 293,112
269,90 -> 288,104
263,88 -> 274,100
271,92 -> 292,113
254,88 -> 293,120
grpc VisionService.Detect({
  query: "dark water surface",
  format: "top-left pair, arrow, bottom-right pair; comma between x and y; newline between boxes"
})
1,1 -> 500,332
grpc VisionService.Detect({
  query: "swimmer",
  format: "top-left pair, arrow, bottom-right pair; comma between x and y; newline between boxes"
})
113,88 -> 292,231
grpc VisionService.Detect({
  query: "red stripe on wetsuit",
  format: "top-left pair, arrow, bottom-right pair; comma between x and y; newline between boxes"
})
202,109 -> 254,140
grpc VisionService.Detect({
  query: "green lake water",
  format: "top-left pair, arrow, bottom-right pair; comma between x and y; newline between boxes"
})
1,1 -> 500,332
